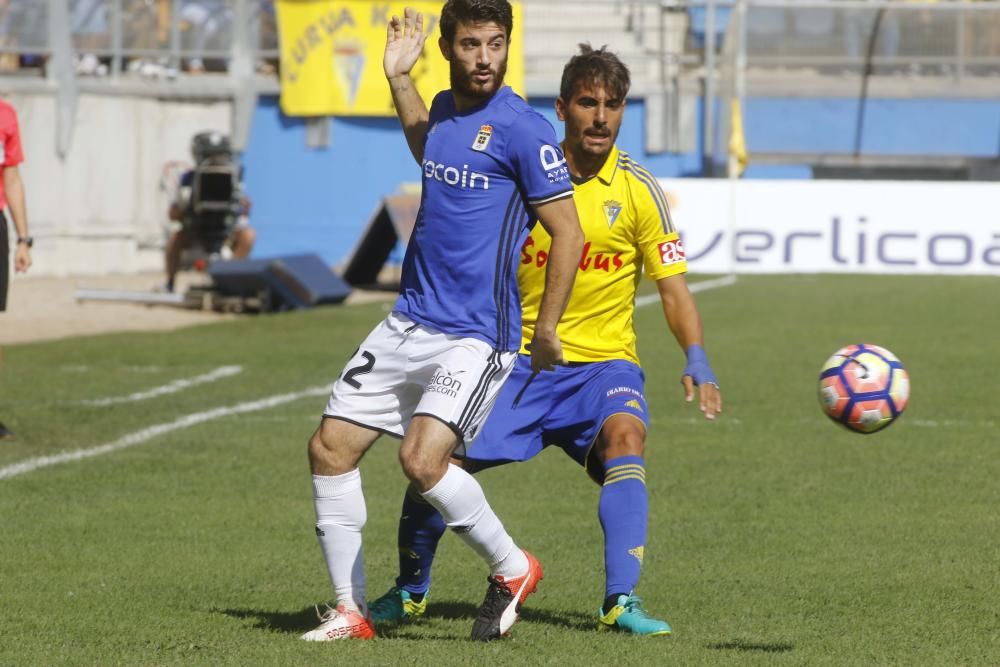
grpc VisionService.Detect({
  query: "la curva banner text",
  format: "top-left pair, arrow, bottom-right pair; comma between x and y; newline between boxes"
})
275,0 -> 525,117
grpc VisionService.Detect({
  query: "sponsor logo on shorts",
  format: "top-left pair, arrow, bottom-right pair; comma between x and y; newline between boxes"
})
607,386 -> 644,400
625,399 -> 644,412
657,238 -> 686,266
427,370 -> 463,398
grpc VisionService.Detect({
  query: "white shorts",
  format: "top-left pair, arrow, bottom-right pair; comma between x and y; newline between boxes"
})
324,312 -> 517,445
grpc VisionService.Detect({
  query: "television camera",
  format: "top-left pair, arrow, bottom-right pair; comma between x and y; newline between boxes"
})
181,131 -> 246,256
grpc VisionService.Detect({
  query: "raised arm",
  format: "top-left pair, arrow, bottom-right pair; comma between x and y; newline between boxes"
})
384,7 -> 430,164
656,274 -> 721,420
528,196 -> 585,372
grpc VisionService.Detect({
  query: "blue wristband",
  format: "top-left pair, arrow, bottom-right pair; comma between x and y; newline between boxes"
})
683,343 -> 718,387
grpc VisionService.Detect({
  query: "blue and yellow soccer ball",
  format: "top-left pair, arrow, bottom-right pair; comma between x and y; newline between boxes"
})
818,344 -> 910,434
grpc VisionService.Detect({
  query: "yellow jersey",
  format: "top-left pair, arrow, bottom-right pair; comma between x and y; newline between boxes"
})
518,146 -> 687,365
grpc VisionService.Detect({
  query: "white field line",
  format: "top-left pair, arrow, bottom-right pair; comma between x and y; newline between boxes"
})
909,419 -> 995,428
656,417 -> 986,429
635,274 -> 738,308
0,385 -> 330,481
80,365 -> 243,406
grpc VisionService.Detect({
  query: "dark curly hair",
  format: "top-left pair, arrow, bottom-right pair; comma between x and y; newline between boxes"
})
439,0 -> 514,44
559,43 -> 631,101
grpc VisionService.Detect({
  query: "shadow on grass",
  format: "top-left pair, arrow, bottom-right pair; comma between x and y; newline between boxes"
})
216,599 -> 595,637
218,606 -> 320,634
421,600 -> 595,632
707,639 -> 794,653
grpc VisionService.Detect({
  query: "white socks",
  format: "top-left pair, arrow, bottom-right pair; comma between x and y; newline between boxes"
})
420,463 -> 529,579
312,463 -> 527,615
312,469 -> 367,613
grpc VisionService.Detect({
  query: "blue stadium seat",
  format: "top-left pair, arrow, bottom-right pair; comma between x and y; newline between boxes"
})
687,5 -> 733,50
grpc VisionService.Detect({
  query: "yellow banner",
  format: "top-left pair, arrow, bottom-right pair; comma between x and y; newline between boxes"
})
276,0 -> 525,117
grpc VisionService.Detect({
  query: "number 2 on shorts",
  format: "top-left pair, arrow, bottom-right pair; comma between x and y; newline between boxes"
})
343,350 -> 376,389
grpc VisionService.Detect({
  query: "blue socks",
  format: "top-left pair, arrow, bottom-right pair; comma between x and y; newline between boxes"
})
394,484 -> 446,595
392,455 -> 649,605
599,455 -> 648,601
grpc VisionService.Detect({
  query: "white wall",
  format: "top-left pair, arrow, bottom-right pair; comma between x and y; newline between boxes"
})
7,96 -> 1000,280
7,92 -> 230,276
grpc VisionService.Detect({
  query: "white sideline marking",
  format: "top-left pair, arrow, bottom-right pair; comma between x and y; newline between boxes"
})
661,416 -> 744,426
910,419 -> 994,428
635,274 -> 738,308
0,385 -> 331,481
81,365 -> 243,406
0,275 -> 729,482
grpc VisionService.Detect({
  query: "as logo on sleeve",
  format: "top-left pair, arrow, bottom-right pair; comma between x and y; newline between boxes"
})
539,145 -> 569,182
657,239 -> 686,266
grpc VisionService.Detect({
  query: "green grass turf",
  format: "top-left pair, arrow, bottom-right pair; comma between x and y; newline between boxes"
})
1,275 -> 998,665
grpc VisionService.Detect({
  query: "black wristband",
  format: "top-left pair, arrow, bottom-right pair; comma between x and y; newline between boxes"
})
16,236 -> 33,248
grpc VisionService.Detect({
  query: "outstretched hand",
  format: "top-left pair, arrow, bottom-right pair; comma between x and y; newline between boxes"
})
384,7 -> 428,79
682,343 -> 721,420
682,375 -> 722,421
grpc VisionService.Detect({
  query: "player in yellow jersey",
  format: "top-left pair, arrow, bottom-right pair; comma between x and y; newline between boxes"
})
370,44 -> 722,636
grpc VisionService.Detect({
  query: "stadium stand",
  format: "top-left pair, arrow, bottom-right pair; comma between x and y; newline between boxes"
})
2,1 -> 998,276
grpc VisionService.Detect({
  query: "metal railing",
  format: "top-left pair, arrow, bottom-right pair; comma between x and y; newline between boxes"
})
3,0 -> 998,167
0,0 -> 279,79
3,1 -> 998,82
741,1 -> 1000,77
515,0 -> 1000,83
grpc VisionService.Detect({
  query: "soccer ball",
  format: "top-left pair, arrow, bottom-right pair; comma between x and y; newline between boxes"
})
818,344 -> 910,434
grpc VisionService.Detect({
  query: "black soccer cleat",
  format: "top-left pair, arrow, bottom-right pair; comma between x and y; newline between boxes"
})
470,550 -> 542,641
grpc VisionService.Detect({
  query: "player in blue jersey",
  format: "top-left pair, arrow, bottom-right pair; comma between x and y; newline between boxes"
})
301,0 -> 585,643
368,45 -> 722,636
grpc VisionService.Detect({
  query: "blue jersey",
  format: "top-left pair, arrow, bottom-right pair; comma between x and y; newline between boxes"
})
394,86 -> 573,352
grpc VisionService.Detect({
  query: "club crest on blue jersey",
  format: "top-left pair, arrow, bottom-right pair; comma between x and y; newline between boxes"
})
603,200 -> 623,228
472,124 -> 493,151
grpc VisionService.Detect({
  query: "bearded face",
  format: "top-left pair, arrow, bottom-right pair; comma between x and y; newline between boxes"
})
441,21 -> 509,104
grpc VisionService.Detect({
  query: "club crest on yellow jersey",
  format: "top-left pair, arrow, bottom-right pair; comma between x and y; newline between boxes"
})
602,199 -> 623,228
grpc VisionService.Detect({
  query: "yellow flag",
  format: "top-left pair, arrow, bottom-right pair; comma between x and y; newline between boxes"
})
276,0 -> 525,117
728,97 -> 748,178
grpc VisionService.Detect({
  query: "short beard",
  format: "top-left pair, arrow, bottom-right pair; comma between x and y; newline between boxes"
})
450,59 -> 508,100
580,130 -> 615,157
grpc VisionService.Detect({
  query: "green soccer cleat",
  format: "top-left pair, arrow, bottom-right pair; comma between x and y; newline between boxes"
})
597,594 -> 672,636
368,586 -> 428,624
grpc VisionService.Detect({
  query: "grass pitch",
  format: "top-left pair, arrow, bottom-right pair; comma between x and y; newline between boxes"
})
1,275 -> 998,666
